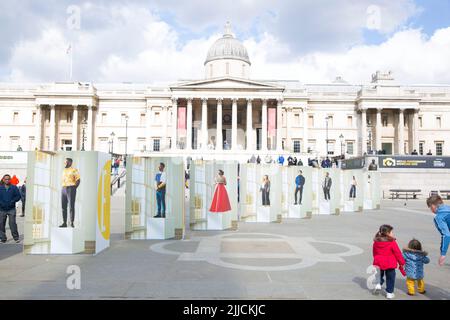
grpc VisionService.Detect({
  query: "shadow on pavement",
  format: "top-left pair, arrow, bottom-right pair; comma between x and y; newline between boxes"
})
0,243 -> 23,261
352,276 -> 450,300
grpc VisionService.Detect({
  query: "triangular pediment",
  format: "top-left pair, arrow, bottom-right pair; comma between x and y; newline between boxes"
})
171,77 -> 284,90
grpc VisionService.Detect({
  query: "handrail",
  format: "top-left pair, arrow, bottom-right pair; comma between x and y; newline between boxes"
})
111,169 -> 126,194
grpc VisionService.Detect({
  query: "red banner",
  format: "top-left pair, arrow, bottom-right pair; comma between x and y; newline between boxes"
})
178,107 -> 186,136
268,108 -> 276,137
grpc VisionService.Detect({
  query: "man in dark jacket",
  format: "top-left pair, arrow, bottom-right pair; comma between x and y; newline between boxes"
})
294,170 -> 306,205
0,174 -> 22,243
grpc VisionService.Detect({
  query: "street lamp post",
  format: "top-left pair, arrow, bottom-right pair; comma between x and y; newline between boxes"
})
109,132 -> 115,155
81,119 -> 87,151
325,116 -> 331,156
339,133 -> 344,156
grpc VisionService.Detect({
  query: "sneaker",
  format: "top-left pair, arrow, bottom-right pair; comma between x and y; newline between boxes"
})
1,240 -> 6,244
373,283 -> 382,294
419,290 -> 426,295
15,239 -> 20,243
70,222 -> 74,228
59,223 -> 67,228
153,215 -> 161,218
386,293 -> 395,299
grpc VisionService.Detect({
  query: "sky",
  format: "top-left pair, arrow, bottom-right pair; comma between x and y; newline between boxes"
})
1,0 -> 450,85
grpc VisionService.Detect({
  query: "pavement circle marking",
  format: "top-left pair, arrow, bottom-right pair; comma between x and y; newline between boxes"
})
149,233 -> 364,272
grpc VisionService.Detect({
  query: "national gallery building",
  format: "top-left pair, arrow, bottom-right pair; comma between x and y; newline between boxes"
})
1,23 -> 450,160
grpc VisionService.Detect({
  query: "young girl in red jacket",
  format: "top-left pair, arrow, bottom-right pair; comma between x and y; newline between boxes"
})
372,224 -> 406,299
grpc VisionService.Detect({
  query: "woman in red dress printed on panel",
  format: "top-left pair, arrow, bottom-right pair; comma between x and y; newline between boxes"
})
209,170 -> 231,213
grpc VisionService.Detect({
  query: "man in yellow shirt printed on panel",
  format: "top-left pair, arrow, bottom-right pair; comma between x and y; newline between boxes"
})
60,158 -> 81,228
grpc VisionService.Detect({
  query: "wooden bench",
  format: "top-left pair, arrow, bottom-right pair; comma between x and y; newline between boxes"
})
440,190 -> 450,200
389,189 -> 422,200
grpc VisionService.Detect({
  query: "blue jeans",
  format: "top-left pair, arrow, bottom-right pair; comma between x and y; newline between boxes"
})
380,269 -> 396,294
0,208 -> 19,241
349,185 -> 356,198
156,189 -> 166,217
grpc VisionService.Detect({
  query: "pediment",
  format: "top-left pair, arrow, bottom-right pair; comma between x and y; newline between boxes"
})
171,77 -> 284,90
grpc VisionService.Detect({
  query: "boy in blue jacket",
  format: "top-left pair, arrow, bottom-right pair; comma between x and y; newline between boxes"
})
403,239 -> 430,295
0,174 -> 22,243
426,195 -> 450,266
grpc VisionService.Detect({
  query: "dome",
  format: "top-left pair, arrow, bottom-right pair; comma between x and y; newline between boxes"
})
204,22 -> 251,65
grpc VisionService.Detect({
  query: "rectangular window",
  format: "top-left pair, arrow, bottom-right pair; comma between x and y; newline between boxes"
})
346,141 -> 354,155
13,112 -> 19,123
419,141 -> 424,155
308,140 -> 316,153
382,114 -> 388,127
308,115 -> 314,127
10,136 -> 19,151
28,136 -> 35,150
347,116 -> 353,127
294,113 -> 300,126
137,138 -> 146,151
32,112 -> 36,124
436,142 -> 443,156
327,140 -> 335,155
327,115 -> 333,128
121,113 -> 128,124
293,140 -> 301,153
154,111 -> 161,124
153,139 -> 160,152
436,116 -> 442,128
418,116 -> 423,128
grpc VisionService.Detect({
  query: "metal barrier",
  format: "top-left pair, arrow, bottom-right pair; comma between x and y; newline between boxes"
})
111,169 -> 126,195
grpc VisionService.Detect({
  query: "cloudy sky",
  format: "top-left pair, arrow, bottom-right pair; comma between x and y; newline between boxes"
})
1,0 -> 450,84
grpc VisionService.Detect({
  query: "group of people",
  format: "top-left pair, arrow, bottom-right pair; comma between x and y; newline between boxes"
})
372,195 -> 450,299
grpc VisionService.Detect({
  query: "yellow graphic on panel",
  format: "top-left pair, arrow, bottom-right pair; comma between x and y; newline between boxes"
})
97,160 -> 111,240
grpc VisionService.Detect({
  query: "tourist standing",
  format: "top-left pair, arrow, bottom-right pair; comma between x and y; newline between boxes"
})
0,174 -> 22,243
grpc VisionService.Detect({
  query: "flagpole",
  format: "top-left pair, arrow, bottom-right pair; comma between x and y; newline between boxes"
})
69,43 -> 73,81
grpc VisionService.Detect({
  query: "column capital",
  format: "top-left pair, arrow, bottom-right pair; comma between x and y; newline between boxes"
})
216,97 -> 223,103
376,107 -> 383,112
73,105 -> 78,109
231,98 -> 238,104
201,97 -> 208,103
246,97 -> 253,103
50,104 -> 56,109
261,98 -> 268,105
171,97 -> 178,103
277,98 -> 284,104
398,108 -> 406,113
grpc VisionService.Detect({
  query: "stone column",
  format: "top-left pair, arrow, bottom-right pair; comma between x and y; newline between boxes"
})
375,108 -> 382,152
261,99 -> 268,151
162,105 -> 168,150
171,98 -> 178,150
361,108 -> 367,155
285,107 -> 292,152
413,109 -> 419,153
232,98 -> 238,150
398,108 -> 405,155
86,105 -> 93,151
303,107 -> 308,153
35,105 -> 42,150
216,98 -> 223,150
246,98 -> 253,151
49,105 -> 56,151
276,99 -> 283,152
201,98 -> 208,150
72,105 -> 78,150
146,104 -> 152,151
187,98 -> 193,150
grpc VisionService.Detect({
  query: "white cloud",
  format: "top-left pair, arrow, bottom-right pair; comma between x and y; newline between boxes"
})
3,3 -> 450,85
